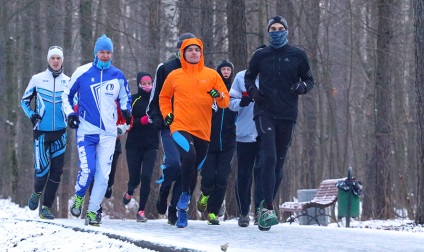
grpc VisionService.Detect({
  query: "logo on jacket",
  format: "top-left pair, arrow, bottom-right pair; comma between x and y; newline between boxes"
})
106,83 -> 114,91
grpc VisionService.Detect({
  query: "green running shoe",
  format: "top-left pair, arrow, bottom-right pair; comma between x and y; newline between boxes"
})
70,195 -> 84,217
197,193 -> 209,212
207,213 -> 220,225
258,200 -> 278,231
39,206 -> 55,219
28,192 -> 41,210
85,211 -> 100,226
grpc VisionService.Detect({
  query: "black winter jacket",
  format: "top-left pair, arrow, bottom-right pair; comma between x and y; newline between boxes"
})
209,60 -> 236,152
209,106 -> 236,152
125,86 -> 159,150
146,55 -> 181,129
244,44 -> 314,122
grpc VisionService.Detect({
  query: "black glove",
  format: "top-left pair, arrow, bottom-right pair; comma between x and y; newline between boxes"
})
121,110 -> 132,125
291,81 -> 307,95
239,96 -> 253,107
30,113 -> 42,126
253,89 -> 266,104
208,89 -> 221,98
164,113 -> 174,126
67,113 -> 80,129
152,116 -> 164,130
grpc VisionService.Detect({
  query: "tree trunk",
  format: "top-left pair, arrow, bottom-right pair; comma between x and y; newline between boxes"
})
105,0 -> 121,68
414,0 -> 424,224
148,0 -> 161,76
227,0 -> 247,73
368,0 -> 395,220
177,0 -> 195,33
300,0 -> 320,188
46,0 -> 64,45
200,0 -> 214,68
79,0 -> 93,65
59,0 -> 74,218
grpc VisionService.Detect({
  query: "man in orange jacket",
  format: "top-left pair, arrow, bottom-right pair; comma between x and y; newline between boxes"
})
159,37 -> 229,228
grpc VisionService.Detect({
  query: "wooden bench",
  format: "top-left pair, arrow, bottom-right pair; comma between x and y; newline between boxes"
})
280,178 -> 345,226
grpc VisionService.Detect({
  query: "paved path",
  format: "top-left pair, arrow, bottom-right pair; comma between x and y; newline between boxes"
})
34,218 -> 424,252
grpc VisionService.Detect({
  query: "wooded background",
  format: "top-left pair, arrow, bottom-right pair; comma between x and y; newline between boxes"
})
1,0 -> 424,223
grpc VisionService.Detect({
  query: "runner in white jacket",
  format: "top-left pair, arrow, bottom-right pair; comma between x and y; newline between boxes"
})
22,46 -> 70,220
229,69 -> 263,227
62,34 -> 132,226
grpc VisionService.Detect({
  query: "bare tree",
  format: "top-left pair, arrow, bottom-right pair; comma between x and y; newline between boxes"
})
177,0 -> 196,33
200,0 -> 214,67
148,0 -> 161,75
414,0 -> 424,224
298,0 -> 320,189
79,0 -> 93,64
227,0 -> 247,73
364,0 -> 395,220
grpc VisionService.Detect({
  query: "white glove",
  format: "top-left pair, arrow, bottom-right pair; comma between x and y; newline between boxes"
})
117,124 -> 130,136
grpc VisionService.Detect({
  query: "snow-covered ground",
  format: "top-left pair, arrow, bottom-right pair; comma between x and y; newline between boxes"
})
1,197 -> 424,251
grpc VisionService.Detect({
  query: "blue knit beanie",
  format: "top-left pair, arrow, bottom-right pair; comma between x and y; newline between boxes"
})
94,34 -> 113,57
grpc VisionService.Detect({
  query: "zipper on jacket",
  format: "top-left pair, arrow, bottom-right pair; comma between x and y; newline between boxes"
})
99,69 -> 103,132
53,77 -> 56,130
272,57 -> 281,118
220,109 -> 224,151
278,57 -> 281,76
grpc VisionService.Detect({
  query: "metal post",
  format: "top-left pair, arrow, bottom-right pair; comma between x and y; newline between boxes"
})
346,167 -> 352,227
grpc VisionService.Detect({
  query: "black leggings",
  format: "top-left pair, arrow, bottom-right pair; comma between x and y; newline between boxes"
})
255,116 -> 294,206
235,141 -> 263,216
172,131 -> 209,194
33,130 -> 66,208
126,147 -> 158,211
200,148 -> 234,214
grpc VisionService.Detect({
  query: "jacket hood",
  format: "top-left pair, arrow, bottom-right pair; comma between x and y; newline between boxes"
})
179,38 -> 204,74
136,71 -> 152,93
216,59 -> 234,88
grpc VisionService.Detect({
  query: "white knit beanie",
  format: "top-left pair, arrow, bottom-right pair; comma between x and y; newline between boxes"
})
47,46 -> 63,63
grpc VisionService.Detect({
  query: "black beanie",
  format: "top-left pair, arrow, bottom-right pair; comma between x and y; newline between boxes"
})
216,59 -> 234,86
267,16 -> 288,31
177,33 -> 196,49
136,71 -> 151,85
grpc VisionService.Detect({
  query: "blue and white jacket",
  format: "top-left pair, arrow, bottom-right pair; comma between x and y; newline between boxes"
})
229,70 -> 259,143
21,69 -> 70,131
62,63 -> 132,137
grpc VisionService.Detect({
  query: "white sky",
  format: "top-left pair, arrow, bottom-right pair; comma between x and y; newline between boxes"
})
1,198 -> 424,252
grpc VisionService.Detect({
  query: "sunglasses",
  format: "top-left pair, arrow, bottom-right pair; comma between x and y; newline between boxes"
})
49,46 -> 63,51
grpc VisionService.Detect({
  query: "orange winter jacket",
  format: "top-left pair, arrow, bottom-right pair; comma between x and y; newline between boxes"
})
159,38 -> 230,141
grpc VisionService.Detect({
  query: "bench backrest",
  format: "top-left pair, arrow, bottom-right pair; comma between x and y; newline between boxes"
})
309,178 -> 344,207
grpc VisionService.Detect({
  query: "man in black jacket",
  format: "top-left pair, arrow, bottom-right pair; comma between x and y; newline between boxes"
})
147,32 -> 196,225
244,16 -> 314,231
